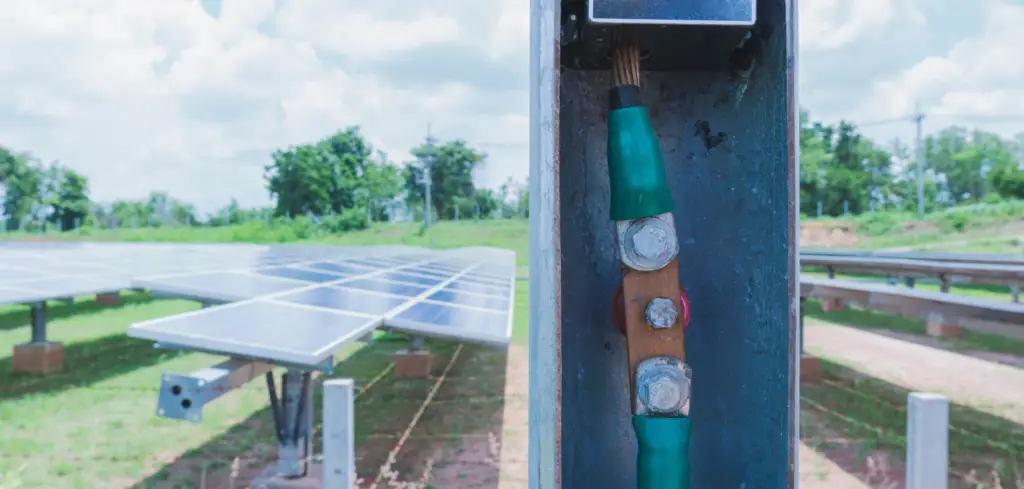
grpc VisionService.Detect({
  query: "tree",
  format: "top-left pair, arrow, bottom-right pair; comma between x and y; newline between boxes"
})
0,147 -> 43,229
473,188 -> 501,218
47,164 -> 91,230
265,127 -> 399,218
798,110 -> 898,216
923,127 -> 1015,204
362,152 -> 403,221
404,138 -> 485,220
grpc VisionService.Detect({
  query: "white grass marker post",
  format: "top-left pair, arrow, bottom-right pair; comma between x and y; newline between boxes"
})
323,378 -> 356,488
906,392 -> 949,489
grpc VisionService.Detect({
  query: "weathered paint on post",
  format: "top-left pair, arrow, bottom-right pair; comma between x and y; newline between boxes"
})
529,0 -> 799,486
528,0 -> 563,488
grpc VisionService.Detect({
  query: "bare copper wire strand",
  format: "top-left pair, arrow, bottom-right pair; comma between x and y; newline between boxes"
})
611,30 -> 641,87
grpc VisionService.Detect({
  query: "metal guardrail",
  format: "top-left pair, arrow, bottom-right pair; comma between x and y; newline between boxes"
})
802,248 -> 1024,267
799,250 -> 1024,343
800,277 -> 1024,326
800,250 -> 1023,302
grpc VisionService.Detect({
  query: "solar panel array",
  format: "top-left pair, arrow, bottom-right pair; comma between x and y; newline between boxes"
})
128,246 -> 516,367
0,242 -> 420,305
1,242 -> 515,367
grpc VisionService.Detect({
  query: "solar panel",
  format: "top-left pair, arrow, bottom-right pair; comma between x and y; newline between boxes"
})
128,246 -> 517,367
134,272 -> 307,303
0,242 -> 393,306
130,301 -> 380,366
425,289 -> 509,312
375,271 -> 448,287
338,278 -> 430,297
252,266 -> 349,284
275,286 -> 409,315
444,280 -> 511,298
0,242 -> 514,367
388,302 -> 511,346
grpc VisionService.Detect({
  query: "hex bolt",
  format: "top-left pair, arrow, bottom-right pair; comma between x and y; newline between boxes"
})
639,372 -> 683,414
631,224 -> 671,261
645,297 -> 678,329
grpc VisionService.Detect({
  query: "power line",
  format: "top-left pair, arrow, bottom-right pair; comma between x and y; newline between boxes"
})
848,107 -> 1024,217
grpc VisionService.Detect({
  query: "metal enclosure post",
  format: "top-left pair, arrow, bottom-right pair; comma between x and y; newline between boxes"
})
323,379 -> 356,488
530,0 -> 799,487
528,0 -> 563,488
30,302 -> 48,343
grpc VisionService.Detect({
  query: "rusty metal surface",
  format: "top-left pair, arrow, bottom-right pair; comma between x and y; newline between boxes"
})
557,0 -> 794,485
801,277 -> 1024,325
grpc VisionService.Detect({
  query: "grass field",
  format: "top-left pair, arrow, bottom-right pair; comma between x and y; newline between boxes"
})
2,218 -> 1023,487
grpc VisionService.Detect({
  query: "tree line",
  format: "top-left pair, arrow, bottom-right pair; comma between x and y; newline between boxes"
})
0,126 -> 529,233
800,109 -> 1024,217
3,111 -> 1022,233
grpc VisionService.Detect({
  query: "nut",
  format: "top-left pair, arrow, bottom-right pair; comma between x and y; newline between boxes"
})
639,372 -> 684,413
645,297 -> 678,329
631,225 -> 671,261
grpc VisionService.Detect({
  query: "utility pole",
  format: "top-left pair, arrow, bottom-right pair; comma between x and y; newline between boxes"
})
423,123 -> 433,229
913,104 -> 926,217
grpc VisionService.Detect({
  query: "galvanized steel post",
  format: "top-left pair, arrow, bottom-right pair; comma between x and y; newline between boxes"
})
529,0 -> 800,486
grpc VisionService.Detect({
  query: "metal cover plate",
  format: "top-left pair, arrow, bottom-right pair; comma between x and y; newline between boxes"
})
589,0 -> 756,25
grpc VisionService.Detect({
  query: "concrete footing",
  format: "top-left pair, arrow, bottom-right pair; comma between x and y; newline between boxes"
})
926,321 -> 963,338
96,292 -> 121,306
819,298 -> 846,313
13,341 -> 64,374
393,350 -> 431,378
800,355 -> 821,383
248,464 -> 323,489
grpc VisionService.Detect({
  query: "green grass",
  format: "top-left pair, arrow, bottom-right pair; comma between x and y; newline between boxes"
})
0,220 -> 530,488
802,358 -> 1024,485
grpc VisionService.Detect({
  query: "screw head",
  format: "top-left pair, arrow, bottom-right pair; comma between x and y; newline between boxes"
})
631,224 -> 670,261
639,373 -> 683,413
645,297 -> 678,329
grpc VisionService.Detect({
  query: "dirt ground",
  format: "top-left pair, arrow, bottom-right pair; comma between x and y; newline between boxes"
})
352,343 -> 529,489
806,322 -> 1024,425
801,221 -> 860,248
803,320 -> 1024,488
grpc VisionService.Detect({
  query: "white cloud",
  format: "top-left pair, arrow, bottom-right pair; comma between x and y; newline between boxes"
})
7,0 -> 1018,216
800,0 -> 923,52
799,0 -> 1024,150
855,0 -> 1024,136
0,0 -> 528,214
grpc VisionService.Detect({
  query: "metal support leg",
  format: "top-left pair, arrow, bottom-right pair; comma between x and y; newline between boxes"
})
904,276 -> 916,289
30,302 -> 47,343
408,335 -> 424,352
939,274 -> 950,293
1011,283 -> 1020,303
267,369 -> 314,478
887,274 -> 898,286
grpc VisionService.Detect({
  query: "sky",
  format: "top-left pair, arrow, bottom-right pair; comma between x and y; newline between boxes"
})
0,0 -> 1022,214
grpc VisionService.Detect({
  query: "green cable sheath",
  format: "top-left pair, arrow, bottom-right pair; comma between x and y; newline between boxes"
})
633,415 -> 691,489
607,106 -> 675,221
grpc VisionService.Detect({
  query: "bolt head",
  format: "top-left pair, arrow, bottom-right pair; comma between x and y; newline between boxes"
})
645,297 -> 678,329
640,373 -> 683,413
631,225 -> 670,261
